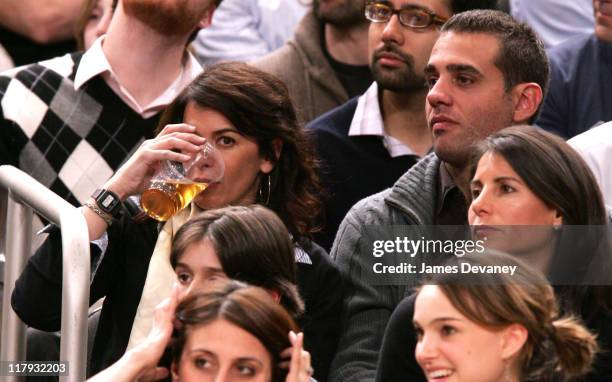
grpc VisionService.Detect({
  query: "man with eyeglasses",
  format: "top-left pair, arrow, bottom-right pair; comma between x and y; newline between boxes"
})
308,0 -> 464,252
252,0 -> 372,124
328,8 -> 547,382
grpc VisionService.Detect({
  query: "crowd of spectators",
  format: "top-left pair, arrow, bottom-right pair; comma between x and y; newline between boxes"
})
1,1 -> 611,381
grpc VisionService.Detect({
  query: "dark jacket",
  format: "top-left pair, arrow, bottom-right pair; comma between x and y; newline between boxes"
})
536,33 -> 612,138
308,97 -> 419,251
12,208 -> 343,381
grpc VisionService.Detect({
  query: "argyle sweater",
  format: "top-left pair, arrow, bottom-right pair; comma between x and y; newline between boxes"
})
0,53 -> 161,206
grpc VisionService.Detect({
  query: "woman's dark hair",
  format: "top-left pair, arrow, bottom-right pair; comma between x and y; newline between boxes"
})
158,62 -> 324,240
173,281 -> 299,382
468,125 -> 612,315
74,0 -> 118,51
170,205 -> 304,318
418,252 -> 598,381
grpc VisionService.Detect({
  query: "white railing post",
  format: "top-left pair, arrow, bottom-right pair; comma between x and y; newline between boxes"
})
1,196 -> 32,382
0,186 -> 7,347
0,165 -> 90,382
59,208 -> 90,382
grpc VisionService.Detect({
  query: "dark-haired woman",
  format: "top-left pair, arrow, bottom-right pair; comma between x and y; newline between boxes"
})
88,281 -> 313,382
170,205 -> 304,319
466,125 -> 612,380
414,253 -> 598,382
376,125 -> 612,381
74,0 -> 115,51
12,62 -> 342,380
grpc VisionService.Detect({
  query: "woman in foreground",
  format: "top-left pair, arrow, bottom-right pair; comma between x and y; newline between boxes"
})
12,62 -> 341,380
376,126 -> 612,381
88,280 -> 313,382
414,253 -> 597,382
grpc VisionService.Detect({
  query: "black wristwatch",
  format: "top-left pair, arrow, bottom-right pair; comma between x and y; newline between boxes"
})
92,189 -> 122,218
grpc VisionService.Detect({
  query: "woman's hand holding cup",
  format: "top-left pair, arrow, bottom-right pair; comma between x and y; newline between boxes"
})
103,123 -> 206,201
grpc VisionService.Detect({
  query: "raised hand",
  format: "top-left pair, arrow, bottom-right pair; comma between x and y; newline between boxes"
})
106,123 -> 206,200
283,331 -> 313,382
83,124 -> 206,239
87,284 -> 181,382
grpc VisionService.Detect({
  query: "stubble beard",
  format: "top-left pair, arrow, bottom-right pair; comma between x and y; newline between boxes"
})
370,48 -> 426,93
433,107 -> 515,167
371,62 -> 427,93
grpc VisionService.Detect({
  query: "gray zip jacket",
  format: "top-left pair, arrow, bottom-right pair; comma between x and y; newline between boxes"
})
329,153 -> 442,382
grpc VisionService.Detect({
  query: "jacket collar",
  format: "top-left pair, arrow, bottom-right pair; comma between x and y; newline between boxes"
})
292,12 -> 348,102
384,152 -> 441,225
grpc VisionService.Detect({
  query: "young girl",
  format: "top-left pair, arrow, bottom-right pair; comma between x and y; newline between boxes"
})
414,253 -> 597,382
169,205 -> 304,318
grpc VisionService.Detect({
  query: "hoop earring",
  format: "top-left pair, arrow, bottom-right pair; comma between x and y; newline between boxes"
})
258,173 -> 271,206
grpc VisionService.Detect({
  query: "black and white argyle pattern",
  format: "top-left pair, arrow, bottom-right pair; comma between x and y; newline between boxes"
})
0,53 -> 161,206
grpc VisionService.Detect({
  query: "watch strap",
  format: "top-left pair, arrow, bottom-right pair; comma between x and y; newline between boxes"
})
92,188 -> 122,218
84,200 -> 113,226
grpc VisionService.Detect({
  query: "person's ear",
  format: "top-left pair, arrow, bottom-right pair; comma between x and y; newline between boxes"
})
268,289 -> 282,304
259,139 -> 283,174
510,83 -> 543,124
260,159 -> 274,174
500,324 -> 528,360
198,6 -> 216,29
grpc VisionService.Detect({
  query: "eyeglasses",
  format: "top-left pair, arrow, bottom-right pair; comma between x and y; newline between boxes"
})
365,1 -> 448,29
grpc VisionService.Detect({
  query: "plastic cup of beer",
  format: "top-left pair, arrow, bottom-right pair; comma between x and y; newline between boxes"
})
140,142 -> 224,221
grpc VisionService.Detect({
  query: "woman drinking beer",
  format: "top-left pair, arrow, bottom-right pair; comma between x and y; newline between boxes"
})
12,62 -> 341,381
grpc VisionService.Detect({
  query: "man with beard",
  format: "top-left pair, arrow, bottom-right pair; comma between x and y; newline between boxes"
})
0,0 -> 219,206
307,0 -> 496,252
329,9 -> 548,382
0,0 -> 220,378
252,0 -> 372,123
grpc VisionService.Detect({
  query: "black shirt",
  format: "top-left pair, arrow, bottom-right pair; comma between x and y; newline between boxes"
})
321,27 -> 373,98
435,163 -> 468,225
309,97 -> 419,251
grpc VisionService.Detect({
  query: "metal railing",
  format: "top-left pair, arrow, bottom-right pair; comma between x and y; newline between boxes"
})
0,165 -> 90,382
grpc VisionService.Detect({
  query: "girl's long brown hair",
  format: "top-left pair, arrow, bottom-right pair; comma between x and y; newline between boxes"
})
420,253 -> 598,381
173,281 -> 299,382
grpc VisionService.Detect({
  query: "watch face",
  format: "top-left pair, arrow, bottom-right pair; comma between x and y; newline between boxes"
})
101,194 -> 116,209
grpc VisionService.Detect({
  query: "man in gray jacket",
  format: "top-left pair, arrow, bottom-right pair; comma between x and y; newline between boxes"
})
330,9 -> 550,382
